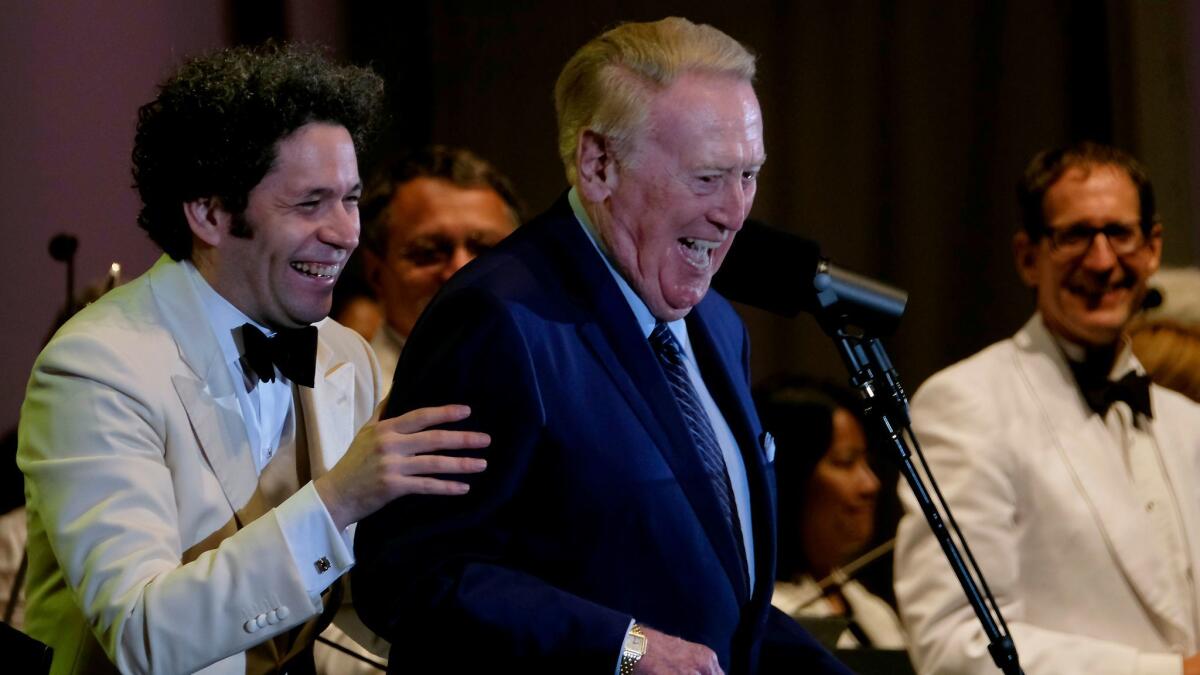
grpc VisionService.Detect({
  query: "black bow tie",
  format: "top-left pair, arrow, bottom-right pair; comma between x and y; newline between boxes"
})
239,323 -> 317,388
1070,366 -> 1153,419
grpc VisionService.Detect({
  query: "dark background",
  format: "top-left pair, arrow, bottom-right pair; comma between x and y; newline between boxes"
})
3,0 -> 1198,436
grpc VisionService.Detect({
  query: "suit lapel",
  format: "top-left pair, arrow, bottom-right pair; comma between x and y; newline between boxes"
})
543,203 -> 751,600
147,257 -> 260,516
1017,317 -> 1191,643
296,326 -> 356,481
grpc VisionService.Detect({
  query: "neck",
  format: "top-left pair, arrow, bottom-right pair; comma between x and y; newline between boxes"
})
1082,343 -> 1119,374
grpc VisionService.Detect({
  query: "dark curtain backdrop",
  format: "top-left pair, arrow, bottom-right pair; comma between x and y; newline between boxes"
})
339,0 -> 1198,394
332,1 -> 1199,605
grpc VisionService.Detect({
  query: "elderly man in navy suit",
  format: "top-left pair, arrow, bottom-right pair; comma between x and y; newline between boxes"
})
354,17 -> 849,675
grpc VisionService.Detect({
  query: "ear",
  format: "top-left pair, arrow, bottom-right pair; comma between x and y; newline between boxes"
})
182,197 -> 230,248
362,248 -> 386,297
575,130 -> 619,203
1013,230 -> 1040,288
1144,221 -> 1164,275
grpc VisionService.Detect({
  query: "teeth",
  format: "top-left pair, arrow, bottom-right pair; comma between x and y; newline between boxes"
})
681,238 -> 720,252
291,262 -> 339,278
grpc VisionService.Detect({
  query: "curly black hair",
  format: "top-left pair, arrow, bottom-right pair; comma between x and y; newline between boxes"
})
132,42 -> 385,260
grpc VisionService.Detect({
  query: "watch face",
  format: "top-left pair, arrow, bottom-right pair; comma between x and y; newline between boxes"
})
626,634 -> 647,654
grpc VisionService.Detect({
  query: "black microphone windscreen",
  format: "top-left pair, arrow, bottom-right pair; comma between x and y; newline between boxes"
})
712,219 -> 824,317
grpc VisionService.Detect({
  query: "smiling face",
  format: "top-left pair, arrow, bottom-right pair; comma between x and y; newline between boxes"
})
581,72 -> 765,321
192,122 -> 362,329
1014,164 -> 1162,348
801,408 -> 880,570
367,177 -> 515,338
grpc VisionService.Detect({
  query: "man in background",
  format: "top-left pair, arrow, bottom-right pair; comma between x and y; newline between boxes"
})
895,141 -> 1200,675
358,146 -> 521,380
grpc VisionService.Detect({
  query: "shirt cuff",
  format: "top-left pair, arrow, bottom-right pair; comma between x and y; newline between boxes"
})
614,618 -> 636,675
275,481 -> 355,600
1134,651 -> 1184,675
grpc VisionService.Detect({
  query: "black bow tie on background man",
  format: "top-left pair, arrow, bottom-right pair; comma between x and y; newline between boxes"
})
1069,363 -> 1154,419
240,323 -> 318,388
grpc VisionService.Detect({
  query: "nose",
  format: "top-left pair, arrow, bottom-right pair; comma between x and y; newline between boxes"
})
711,178 -> 750,232
857,461 -> 880,498
1080,232 -> 1118,270
320,202 -> 359,251
439,245 -> 474,282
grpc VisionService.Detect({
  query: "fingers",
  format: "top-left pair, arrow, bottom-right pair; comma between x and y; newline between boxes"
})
391,454 -> 487,476
398,476 -> 473,496
386,404 -> 473,434
379,428 -> 491,455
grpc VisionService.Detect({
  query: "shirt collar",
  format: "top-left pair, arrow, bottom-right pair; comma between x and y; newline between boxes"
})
568,187 -> 690,349
181,260 -> 280,376
1043,315 -> 1141,380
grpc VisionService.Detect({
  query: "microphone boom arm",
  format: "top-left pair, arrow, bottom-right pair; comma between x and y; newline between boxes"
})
829,326 -> 1024,675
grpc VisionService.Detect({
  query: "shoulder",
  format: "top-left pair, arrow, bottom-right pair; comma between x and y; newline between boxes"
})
420,205 -> 594,333
912,334 -> 1021,414
35,271 -> 178,382
1151,381 -> 1200,425
449,207 -> 575,300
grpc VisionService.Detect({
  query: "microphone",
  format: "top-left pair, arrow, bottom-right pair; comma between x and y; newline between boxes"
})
48,233 -> 79,317
713,219 -> 908,336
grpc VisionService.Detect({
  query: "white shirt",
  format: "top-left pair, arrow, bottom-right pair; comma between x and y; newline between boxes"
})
183,261 -> 354,599
369,323 -> 406,397
773,573 -> 907,650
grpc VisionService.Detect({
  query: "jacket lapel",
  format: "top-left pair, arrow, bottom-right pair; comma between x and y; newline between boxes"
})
148,256 -> 260,516
1017,317 -> 1192,643
542,201 -> 751,600
295,324 -> 356,481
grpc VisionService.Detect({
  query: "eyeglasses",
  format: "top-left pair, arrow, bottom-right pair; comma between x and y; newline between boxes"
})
1045,222 -> 1147,257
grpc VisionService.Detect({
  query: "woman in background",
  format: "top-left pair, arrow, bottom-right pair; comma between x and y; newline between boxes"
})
755,377 -> 905,650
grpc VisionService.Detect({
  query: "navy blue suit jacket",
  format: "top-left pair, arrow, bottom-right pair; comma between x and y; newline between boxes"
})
353,196 -> 848,674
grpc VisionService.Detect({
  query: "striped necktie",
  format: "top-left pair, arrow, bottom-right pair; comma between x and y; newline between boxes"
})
648,322 -> 741,539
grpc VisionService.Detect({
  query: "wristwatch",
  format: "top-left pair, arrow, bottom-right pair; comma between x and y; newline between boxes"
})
620,623 -> 648,675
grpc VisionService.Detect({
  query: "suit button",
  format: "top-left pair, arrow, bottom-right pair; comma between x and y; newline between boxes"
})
244,619 -> 259,634
255,614 -> 267,629
267,610 -> 279,625
277,606 -> 290,620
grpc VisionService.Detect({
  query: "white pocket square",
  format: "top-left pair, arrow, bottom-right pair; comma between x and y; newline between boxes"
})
761,432 -> 775,463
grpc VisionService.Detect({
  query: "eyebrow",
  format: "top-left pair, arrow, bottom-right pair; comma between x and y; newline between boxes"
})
293,182 -> 363,200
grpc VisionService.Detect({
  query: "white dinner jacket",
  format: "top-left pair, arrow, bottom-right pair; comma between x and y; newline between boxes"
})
895,314 -> 1200,675
19,256 -> 383,674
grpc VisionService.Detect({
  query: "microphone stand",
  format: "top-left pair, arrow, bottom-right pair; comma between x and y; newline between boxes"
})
825,324 -> 1023,675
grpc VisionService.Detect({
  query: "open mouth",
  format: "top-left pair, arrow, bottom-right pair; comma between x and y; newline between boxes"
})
290,261 -> 340,279
678,237 -> 721,268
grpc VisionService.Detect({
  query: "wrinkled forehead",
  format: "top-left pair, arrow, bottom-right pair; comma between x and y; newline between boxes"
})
638,74 -> 765,163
